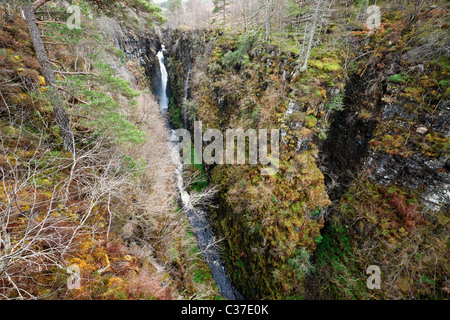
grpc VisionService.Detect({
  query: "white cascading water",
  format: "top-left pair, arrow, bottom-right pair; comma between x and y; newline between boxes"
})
158,45 -> 191,211
183,66 -> 191,129
157,46 -> 243,300
157,45 -> 169,111
169,129 -> 191,209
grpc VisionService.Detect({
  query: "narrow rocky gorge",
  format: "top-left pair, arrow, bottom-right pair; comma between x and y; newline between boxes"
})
1,0 -> 448,301
135,23 -> 449,299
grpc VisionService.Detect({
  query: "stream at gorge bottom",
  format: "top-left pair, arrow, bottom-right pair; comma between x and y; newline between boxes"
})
157,46 -> 244,300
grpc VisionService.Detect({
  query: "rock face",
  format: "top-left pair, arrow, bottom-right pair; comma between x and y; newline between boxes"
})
132,18 -> 448,299
363,88 -> 449,214
311,17 -> 449,299
118,32 -> 162,99
321,110 -> 379,200
160,30 -> 332,299
163,29 -> 208,129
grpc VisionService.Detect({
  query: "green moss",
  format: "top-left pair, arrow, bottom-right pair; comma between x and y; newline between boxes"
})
387,73 -> 409,84
305,115 -> 318,128
309,59 -> 342,72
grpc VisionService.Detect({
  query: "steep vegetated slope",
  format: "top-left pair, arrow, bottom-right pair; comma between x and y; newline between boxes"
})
1,0 -> 448,301
312,7 -> 449,300
0,2 -> 219,299
163,3 -> 449,299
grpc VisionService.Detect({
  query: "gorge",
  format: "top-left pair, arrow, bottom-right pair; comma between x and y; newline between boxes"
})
158,45 -> 243,300
0,0 -> 448,301
127,22 -> 448,299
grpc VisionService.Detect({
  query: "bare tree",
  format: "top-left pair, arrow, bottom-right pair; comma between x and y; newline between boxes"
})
0,109 -> 136,299
184,0 -> 214,29
299,0 -> 332,72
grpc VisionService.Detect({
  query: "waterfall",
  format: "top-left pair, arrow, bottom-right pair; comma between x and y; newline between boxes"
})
156,46 -> 243,300
157,45 -> 169,111
183,66 -> 191,128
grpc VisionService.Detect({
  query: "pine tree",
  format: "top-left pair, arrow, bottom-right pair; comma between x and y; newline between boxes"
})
22,0 -> 166,154
213,0 -> 229,35
23,6 -> 75,153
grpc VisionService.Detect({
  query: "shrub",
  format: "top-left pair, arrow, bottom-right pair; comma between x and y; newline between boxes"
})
222,35 -> 254,70
326,89 -> 346,111
387,73 -> 408,83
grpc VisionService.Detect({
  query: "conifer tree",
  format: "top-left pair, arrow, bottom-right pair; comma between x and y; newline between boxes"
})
213,0 -> 229,35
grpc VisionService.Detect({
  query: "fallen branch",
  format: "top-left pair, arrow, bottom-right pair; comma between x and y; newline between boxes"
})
48,60 -> 68,74
36,20 -> 66,25
57,86 -> 89,105
54,71 -> 94,76
43,42 -> 67,46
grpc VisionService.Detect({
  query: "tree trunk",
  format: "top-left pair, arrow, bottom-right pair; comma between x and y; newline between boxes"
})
300,0 -> 322,72
265,0 -> 269,41
32,0 -> 51,12
223,0 -> 226,35
23,6 -> 75,154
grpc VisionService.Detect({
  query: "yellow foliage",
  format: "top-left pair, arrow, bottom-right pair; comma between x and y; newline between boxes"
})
107,277 -> 124,289
15,93 -> 28,102
38,76 -> 46,86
